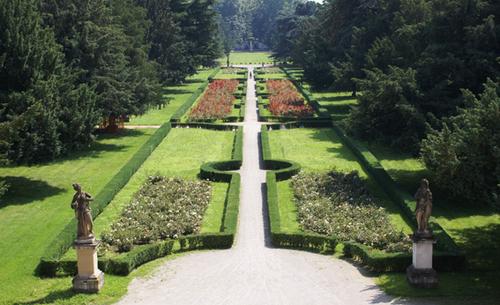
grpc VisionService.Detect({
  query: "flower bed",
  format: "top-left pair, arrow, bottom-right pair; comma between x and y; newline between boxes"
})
291,171 -> 411,252
189,80 -> 239,121
266,80 -> 314,117
102,176 -> 211,252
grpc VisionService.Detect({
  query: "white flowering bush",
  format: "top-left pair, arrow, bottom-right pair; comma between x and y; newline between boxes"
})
102,176 -> 211,252
291,171 -> 411,252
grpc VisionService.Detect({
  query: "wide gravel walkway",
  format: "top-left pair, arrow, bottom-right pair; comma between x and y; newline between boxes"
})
116,66 -> 432,305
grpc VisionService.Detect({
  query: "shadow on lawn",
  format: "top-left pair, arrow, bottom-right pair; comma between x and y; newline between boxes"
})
449,223 -> 500,271
0,176 -> 64,208
14,287 -> 76,305
306,129 -> 359,163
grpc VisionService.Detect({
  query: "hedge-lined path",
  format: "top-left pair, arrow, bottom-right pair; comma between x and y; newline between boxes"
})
117,67 -> 432,305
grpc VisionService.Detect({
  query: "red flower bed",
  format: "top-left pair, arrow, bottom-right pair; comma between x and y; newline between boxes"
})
266,80 -> 313,117
189,80 -> 239,120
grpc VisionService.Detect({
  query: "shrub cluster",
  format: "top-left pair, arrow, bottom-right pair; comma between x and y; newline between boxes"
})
102,176 -> 211,252
189,80 -> 239,121
291,171 -> 411,252
266,80 -> 314,117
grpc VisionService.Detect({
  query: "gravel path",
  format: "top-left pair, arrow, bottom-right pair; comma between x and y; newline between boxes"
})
116,66 -> 433,305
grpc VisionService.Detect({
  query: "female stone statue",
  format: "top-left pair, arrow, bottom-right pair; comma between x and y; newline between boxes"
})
71,183 -> 94,241
414,178 -> 433,235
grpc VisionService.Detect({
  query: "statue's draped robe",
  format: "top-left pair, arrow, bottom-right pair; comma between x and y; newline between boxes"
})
72,192 -> 93,239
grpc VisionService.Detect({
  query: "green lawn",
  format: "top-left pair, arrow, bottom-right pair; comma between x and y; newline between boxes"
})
366,142 -> 500,271
0,129 -> 156,304
268,128 -> 413,233
90,128 -> 235,241
219,51 -> 273,65
127,69 -> 214,125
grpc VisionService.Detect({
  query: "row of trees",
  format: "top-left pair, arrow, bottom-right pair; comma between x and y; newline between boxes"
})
274,0 -> 499,207
0,0 -> 220,164
216,0 -> 302,56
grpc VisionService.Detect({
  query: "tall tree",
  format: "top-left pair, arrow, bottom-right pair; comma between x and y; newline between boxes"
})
0,0 -> 99,163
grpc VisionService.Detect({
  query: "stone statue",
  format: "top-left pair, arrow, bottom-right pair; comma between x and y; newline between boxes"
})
414,178 -> 433,235
71,183 -> 94,241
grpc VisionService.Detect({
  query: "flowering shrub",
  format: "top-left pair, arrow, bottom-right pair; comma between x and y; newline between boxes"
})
102,176 -> 211,252
189,80 -> 239,120
291,171 -> 411,252
267,80 -> 314,117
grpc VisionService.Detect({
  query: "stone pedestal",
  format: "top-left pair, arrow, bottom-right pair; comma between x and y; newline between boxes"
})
406,234 -> 438,288
73,239 -> 104,293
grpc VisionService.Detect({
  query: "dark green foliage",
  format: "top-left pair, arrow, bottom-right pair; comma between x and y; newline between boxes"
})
38,123 -> 173,276
0,0 -> 100,163
421,80 -> 500,207
348,67 -> 426,152
286,0 -> 499,156
41,0 -> 161,120
138,0 -> 221,83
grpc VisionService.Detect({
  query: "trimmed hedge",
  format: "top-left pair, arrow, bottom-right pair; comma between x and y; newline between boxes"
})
170,68 -> 221,122
343,242 -> 466,272
38,123 -> 173,276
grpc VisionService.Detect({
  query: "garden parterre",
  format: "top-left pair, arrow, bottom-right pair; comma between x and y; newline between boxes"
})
189,80 -> 239,121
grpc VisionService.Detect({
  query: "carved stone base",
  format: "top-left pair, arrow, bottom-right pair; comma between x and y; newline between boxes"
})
406,265 -> 438,288
73,239 -> 104,293
73,270 -> 104,293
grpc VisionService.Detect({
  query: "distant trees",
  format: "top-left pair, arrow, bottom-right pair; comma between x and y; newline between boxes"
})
216,0 -> 304,52
0,0 -> 221,163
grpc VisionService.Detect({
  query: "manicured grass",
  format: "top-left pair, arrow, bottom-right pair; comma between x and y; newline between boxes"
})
8,252 -> 189,305
127,69 -> 214,125
0,129 -> 156,304
366,142 -> 500,271
257,73 -> 287,79
219,51 -> 273,65
313,91 -> 357,120
268,128 -> 413,233
89,128 -> 235,240
277,181 -> 300,233
376,272 -> 500,303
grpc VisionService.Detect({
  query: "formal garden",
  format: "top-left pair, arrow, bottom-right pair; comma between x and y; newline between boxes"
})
1,0 -> 498,304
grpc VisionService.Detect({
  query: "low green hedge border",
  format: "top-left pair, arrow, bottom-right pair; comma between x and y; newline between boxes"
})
343,242 -> 466,272
260,125 -> 301,181
170,68 -> 221,122
38,123 -> 174,276
172,122 -> 240,130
